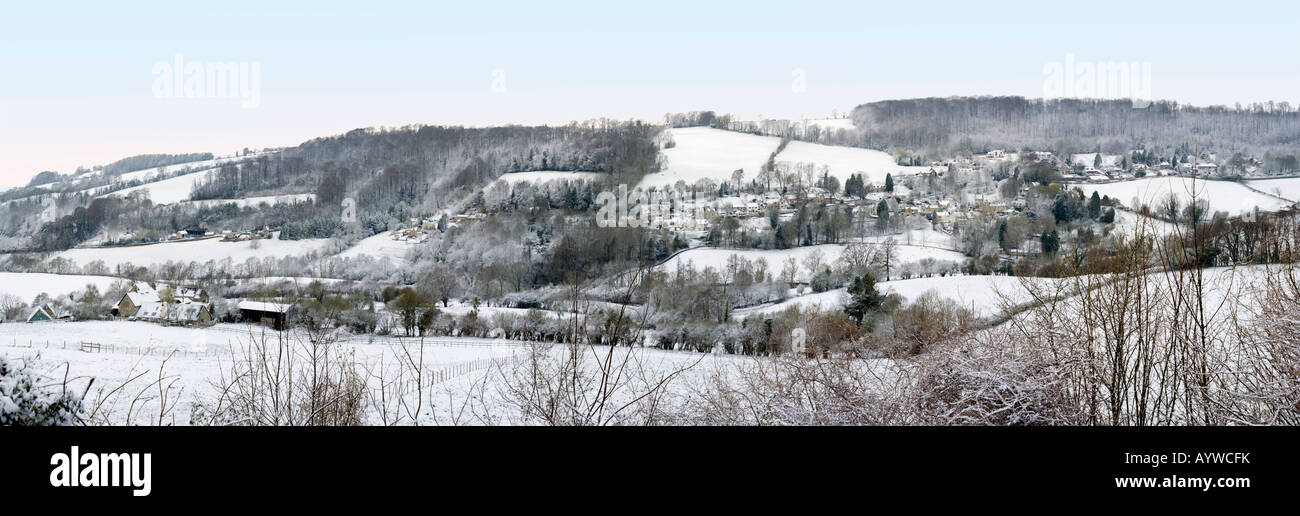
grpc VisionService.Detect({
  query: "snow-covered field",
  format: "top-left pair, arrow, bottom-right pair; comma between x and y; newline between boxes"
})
0,273 -> 123,304
660,243 -> 967,283
99,168 -> 217,204
878,275 -> 1036,317
0,321 -> 529,425
1109,209 -> 1182,238
180,193 -> 315,209
638,127 -> 782,189
733,288 -> 847,319
860,228 -> 957,249
496,171 -> 604,184
1244,177 -> 1300,203
55,234 -> 331,269
732,275 -> 1036,319
1080,177 -> 1290,216
109,154 -> 254,185
0,320 -> 738,425
336,232 -> 419,262
775,140 -> 930,185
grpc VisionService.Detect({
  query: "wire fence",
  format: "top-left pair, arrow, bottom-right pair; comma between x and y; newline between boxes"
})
5,338 -> 222,358
3,336 -> 524,361
429,358 -> 497,384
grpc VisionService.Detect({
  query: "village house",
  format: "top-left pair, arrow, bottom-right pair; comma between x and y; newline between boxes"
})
166,301 -> 213,327
113,282 -> 212,326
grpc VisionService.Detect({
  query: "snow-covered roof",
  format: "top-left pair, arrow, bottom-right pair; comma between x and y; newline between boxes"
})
135,302 -> 167,319
238,300 -> 293,313
167,303 -> 208,322
124,291 -> 159,306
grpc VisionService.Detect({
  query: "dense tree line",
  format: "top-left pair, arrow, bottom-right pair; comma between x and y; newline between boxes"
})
101,152 -> 214,176
845,97 -> 1299,171
190,121 -> 659,228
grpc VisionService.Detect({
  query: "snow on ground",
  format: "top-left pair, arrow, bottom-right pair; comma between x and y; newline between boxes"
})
1079,177 -> 1289,216
998,265 -> 1272,331
858,228 -> 957,249
336,232 -> 419,262
496,171 -> 604,184
0,321 -> 527,425
179,193 -> 315,209
733,288 -> 847,319
1109,209 -> 1182,238
0,320 -> 740,425
1244,177 -> 1300,203
0,273 -> 124,305
55,234 -> 330,269
110,155 -> 246,184
878,275 -> 1036,317
637,127 -> 782,189
98,167 -> 217,204
660,244 -> 966,283
732,275 -> 1036,319
774,140 -> 930,186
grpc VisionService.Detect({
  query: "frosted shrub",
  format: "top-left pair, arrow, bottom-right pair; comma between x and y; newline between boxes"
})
912,345 -> 1082,426
0,357 -> 83,426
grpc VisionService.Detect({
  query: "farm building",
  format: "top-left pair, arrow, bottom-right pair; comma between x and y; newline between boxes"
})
166,302 -> 213,327
26,304 -> 62,323
112,282 -> 210,317
238,300 -> 294,331
112,286 -> 158,317
132,302 -> 167,322
131,300 -> 214,327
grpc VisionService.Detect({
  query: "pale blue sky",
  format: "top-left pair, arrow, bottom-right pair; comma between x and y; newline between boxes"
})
2,0 -> 1297,186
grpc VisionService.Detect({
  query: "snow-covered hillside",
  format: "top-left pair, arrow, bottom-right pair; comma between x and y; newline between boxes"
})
56,234 -> 330,269
775,140 -> 929,185
98,167 -> 218,205
731,275 -> 1037,319
732,288 -> 848,319
336,233 -> 419,263
0,273 -> 123,304
637,127 -> 782,189
1079,177 -> 1290,216
878,275 -> 1036,317
1244,177 -> 1300,203
110,155 -> 249,184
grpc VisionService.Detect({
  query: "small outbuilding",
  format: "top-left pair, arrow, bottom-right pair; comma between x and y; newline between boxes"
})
238,300 -> 294,331
26,304 -> 58,323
